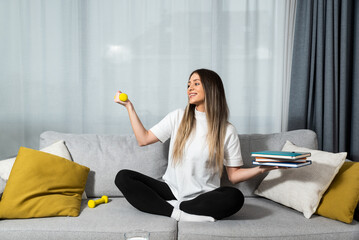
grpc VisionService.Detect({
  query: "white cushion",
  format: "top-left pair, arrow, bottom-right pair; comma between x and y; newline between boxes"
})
0,140 -> 87,199
0,157 -> 15,181
255,140 -> 346,218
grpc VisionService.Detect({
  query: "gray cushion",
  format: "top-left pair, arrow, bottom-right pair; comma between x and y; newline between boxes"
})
0,198 -> 177,240
40,131 -> 169,198
178,197 -> 359,240
221,129 -> 318,196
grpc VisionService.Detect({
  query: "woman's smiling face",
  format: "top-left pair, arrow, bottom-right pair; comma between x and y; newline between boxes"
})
187,72 -> 205,112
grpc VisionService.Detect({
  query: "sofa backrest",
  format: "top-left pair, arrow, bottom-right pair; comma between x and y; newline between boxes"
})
40,129 -> 317,198
40,132 -> 169,198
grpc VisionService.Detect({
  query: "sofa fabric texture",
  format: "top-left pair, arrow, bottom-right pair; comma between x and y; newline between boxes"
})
177,198 -> 358,240
0,198 -> 178,240
1,198 -> 358,240
0,129 -> 357,239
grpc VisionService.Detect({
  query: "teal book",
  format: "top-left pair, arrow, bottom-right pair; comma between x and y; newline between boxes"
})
251,151 -> 311,160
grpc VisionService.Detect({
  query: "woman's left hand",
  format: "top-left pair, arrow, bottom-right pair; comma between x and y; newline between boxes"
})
259,166 -> 288,173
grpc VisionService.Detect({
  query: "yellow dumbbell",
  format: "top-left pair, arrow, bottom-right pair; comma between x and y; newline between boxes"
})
88,195 -> 109,208
119,93 -> 128,102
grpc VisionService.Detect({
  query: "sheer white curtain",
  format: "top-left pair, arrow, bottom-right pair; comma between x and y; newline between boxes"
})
0,0 -> 296,158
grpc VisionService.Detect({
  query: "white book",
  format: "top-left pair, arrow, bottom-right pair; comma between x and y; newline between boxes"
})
252,160 -> 312,168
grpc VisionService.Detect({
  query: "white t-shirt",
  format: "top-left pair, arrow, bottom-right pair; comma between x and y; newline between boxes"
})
150,108 -> 243,201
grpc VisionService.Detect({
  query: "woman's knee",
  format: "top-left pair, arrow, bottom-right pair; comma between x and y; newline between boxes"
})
222,187 -> 245,211
114,169 -> 134,189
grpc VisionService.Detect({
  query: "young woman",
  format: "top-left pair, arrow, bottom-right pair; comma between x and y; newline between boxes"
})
114,69 -> 278,222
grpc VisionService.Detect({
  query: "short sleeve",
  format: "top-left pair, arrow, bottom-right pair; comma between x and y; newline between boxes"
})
224,124 -> 243,167
150,109 -> 183,143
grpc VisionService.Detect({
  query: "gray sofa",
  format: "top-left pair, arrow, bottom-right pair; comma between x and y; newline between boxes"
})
1,129 -> 358,240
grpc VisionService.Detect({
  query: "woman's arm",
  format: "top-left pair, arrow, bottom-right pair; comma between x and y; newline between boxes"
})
226,166 -> 278,185
114,91 -> 159,146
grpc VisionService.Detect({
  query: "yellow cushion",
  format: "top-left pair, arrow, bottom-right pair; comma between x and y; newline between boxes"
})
316,162 -> 359,223
0,147 -> 89,219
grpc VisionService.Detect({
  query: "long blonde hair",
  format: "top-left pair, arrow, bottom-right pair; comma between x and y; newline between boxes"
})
172,69 -> 229,174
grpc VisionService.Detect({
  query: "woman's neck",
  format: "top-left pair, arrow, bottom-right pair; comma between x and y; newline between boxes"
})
195,104 -> 205,112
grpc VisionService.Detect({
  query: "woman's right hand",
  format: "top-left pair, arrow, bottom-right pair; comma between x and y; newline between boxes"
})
114,91 -> 132,109
114,90 -> 159,146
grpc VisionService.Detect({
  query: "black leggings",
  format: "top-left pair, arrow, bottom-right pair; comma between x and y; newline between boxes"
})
114,169 -> 244,220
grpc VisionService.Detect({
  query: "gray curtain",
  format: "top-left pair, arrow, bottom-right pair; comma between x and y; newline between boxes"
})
288,0 -> 359,161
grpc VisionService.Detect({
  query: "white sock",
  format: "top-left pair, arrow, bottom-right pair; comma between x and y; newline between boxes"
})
167,200 -> 181,209
170,208 -> 215,222
170,208 -> 181,221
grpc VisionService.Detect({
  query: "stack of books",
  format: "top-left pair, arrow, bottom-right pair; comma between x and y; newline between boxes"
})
251,151 -> 312,168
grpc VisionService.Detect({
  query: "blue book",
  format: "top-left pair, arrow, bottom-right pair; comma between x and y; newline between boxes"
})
252,160 -> 312,168
251,151 -> 311,160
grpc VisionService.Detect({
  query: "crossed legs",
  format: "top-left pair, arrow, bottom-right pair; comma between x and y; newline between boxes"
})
114,169 -> 244,221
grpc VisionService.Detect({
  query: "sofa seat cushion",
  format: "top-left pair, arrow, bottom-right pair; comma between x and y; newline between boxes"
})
0,198 -> 177,240
178,197 -> 359,240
